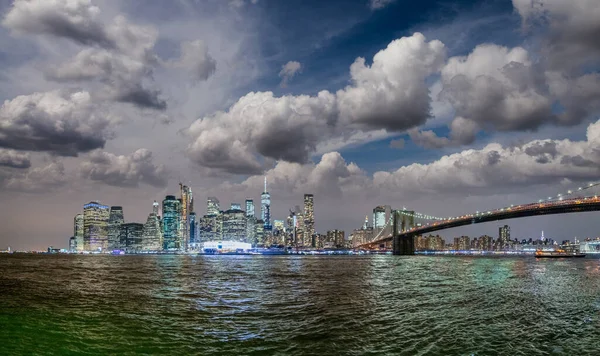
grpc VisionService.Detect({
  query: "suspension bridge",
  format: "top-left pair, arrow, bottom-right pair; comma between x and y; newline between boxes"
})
359,183 -> 600,255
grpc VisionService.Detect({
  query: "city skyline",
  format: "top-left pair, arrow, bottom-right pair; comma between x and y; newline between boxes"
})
1,0 -> 600,250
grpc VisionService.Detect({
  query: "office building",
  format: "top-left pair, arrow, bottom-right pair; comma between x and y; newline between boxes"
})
142,212 -> 162,251
162,195 -> 181,250
326,230 -> 345,248
198,214 -> 220,242
245,199 -> 255,218
179,184 -> 193,250
83,201 -> 110,251
373,205 -> 392,236
153,200 -> 159,216
222,208 -> 246,241
189,212 -> 197,244
68,236 -> 77,252
303,194 -> 314,247
499,225 -> 511,248
107,206 -> 124,250
120,223 -> 144,252
207,197 -> 220,216
254,219 -> 265,246
230,203 -> 241,210
261,177 -> 271,228
74,213 -> 84,251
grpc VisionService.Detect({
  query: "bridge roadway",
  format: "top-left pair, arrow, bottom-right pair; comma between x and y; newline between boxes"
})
362,195 -> 600,254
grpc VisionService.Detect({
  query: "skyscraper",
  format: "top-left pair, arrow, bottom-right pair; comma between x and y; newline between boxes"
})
142,212 -> 162,251
373,205 -> 391,236
261,177 -> 271,228
162,195 -> 181,250
499,225 -> 511,248
153,200 -> 159,216
179,184 -> 193,251
207,197 -> 220,216
74,213 -> 84,251
245,199 -> 255,218
107,206 -> 124,250
222,208 -> 246,241
83,202 -> 110,251
189,212 -> 197,244
303,194 -> 314,247
119,223 -> 144,252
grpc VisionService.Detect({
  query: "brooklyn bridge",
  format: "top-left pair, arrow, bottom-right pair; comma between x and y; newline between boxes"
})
360,183 -> 600,255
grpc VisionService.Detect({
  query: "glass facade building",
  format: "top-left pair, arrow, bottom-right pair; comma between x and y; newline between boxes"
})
74,213 -> 84,251
303,194 -> 314,247
107,206 -> 124,250
120,223 -> 144,252
261,177 -> 271,229
162,195 -> 181,250
222,209 -> 246,242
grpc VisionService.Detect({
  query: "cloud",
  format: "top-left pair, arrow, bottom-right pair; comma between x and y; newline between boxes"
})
2,160 -> 66,192
374,119 -> 600,196
389,138 -> 404,149
168,40 -> 216,82
0,90 -> 114,156
0,149 -> 30,169
2,0 -> 112,47
186,33 -> 446,173
80,148 -> 168,188
368,0 -> 395,10
279,61 -> 302,87
408,117 -> 478,148
512,0 -> 600,72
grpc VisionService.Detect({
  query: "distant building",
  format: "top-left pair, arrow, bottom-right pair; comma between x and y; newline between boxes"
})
303,194 -> 315,247
153,200 -> 160,216
207,197 -> 220,216
499,225 -> 511,249
142,212 -> 162,251
189,212 -> 197,245
373,205 -> 392,236
230,203 -> 241,210
162,195 -> 181,250
261,177 -> 271,228
120,223 -> 144,252
326,230 -> 345,248
245,199 -> 255,218
222,209 -> 246,241
254,219 -> 265,246
179,184 -> 193,251
107,206 -> 124,250
199,214 -> 220,242
73,213 -> 84,251
68,236 -> 77,252
83,202 -> 110,251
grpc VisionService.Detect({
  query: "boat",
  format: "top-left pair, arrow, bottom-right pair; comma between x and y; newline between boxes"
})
535,249 -> 586,258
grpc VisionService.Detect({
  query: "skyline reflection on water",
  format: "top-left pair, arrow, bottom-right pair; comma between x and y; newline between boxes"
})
2,254 -> 600,355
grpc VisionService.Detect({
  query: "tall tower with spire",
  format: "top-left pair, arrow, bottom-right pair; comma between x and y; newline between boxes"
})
261,176 -> 271,229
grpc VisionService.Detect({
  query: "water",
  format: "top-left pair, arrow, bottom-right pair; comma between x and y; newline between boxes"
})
2,254 -> 600,355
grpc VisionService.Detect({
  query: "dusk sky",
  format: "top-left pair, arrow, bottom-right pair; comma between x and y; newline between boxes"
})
0,0 -> 599,250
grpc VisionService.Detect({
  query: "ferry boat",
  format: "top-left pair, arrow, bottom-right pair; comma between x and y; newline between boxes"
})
535,249 -> 586,258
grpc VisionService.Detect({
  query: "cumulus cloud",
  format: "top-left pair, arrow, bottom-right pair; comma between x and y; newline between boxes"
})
2,160 -> 66,192
279,61 -> 302,87
186,33 -> 446,173
168,40 -> 216,82
80,149 -> 168,188
369,0 -> 395,10
0,90 -> 113,156
0,149 -> 30,169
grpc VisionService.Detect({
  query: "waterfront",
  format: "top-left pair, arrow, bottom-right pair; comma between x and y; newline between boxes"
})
2,255 -> 600,355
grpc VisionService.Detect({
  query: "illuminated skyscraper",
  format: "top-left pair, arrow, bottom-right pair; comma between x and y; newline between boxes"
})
142,212 -> 162,251
162,195 -> 181,250
222,208 -> 246,241
119,223 -> 144,252
245,199 -> 255,218
499,225 -> 511,248
83,201 -> 110,251
189,212 -> 197,244
261,177 -> 271,228
303,194 -> 314,247
179,184 -> 193,250
107,206 -> 124,250
230,203 -> 241,210
153,200 -> 159,216
373,205 -> 391,236
74,213 -> 84,251
207,197 -> 220,216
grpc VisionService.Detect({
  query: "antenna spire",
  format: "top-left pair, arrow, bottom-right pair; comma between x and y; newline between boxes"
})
264,176 -> 267,193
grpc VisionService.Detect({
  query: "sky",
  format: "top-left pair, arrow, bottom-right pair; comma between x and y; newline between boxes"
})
0,0 -> 599,250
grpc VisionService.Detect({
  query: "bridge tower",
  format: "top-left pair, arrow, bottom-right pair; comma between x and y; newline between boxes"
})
392,210 -> 415,255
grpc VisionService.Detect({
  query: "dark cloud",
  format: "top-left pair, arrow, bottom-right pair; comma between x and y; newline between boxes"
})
0,149 -> 30,169
114,85 -> 167,111
2,161 -> 66,193
560,155 -> 596,168
525,141 -> 558,158
0,91 -> 112,156
80,149 -> 168,188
